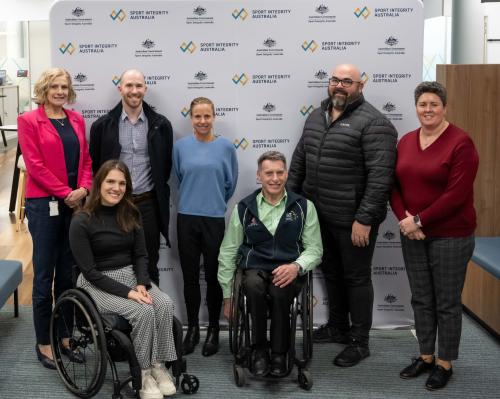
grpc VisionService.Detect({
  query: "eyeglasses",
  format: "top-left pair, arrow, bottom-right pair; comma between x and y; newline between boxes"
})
329,76 -> 361,88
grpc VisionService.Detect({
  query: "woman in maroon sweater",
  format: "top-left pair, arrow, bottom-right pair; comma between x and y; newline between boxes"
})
391,81 -> 479,391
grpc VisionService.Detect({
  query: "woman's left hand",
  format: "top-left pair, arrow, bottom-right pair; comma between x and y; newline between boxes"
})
399,210 -> 420,236
136,285 -> 153,304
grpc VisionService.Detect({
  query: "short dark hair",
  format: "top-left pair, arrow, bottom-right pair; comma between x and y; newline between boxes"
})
81,160 -> 140,232
414,81 -> 447,106
257,151 -> 287,169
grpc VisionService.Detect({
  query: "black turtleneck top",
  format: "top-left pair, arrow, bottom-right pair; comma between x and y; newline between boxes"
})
69,205 -> 151,298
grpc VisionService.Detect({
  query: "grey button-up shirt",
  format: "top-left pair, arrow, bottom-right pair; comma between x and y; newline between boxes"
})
118,109 -> 154,194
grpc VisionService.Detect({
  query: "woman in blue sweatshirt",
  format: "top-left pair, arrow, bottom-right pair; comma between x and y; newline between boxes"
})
173,97 -> 238,357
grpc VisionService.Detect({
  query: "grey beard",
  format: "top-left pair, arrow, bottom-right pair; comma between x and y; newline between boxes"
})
331,94 -> 347,111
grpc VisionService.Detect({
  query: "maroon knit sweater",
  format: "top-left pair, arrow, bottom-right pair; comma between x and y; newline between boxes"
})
390,123 -> 479,237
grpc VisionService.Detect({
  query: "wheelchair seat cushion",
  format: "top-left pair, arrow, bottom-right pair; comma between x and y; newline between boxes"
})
101,313 -> 132,332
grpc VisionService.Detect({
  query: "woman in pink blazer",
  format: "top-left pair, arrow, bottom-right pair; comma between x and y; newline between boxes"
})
18,68 -> 92,369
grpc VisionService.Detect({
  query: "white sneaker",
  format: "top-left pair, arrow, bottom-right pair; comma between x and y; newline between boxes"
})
139,374 -> 163,399
151,364 -> 177,396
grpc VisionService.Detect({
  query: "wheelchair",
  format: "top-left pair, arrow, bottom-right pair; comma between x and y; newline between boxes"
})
49,287 -> 199,398
228,268 -> 314,390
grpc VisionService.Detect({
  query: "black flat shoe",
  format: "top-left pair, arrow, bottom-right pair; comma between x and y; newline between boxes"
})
333,343 -> 370,367
313,324 -> 349,344
202,326 -> 219,357
252,348 -> 270,377
400,356 -> 434,379
182,325 -> 200,355
425,365 -> 453,390
36,345 -> 56,370
270,353 -> 287,377
59,342 -> 85,363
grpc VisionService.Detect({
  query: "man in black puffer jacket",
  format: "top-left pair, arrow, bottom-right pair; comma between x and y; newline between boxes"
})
288,63 -> 397,367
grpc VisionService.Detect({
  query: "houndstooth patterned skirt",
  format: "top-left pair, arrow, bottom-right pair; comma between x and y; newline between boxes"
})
77,266 -> 177,369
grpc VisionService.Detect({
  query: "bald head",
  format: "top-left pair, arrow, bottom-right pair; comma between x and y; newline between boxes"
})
120,69 -> 145,84
328,63 -> 364,111
118,69 -> 147,112
332,64 -> 361,82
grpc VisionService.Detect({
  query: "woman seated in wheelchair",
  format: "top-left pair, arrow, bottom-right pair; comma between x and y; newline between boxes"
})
217,151 -> 323,377
69,160 -> 177,399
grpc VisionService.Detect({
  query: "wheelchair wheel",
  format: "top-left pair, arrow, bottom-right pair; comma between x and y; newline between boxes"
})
300,275 -> 314,360
50,289 -> 107,398
298,369 -> 313,390
181,374 -> 200,394
233,364 -> 246,387
229,269 -> 244,355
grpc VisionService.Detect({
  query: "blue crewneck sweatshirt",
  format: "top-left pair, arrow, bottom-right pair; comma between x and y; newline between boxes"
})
173,134 -> 238,217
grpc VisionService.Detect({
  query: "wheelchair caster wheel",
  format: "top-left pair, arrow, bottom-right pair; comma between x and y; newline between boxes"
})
181,374 -> 199,394
233,364 -> 246,387
298,369 -> 313,390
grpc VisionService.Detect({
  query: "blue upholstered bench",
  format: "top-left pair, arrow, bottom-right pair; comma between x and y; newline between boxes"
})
471,237 -> 500,280
0,260 -> 23,317
462,237 -> 500,338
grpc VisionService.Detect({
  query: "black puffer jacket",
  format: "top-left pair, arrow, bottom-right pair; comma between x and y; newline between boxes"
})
288,95 -> 397,228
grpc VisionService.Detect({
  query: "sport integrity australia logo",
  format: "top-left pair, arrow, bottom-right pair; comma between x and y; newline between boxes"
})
308,4 -> 336,23
135,39 -> 163,58
251,73 -> 291,85
380,101 -> 403,122
306,69 -> 329,89
59,42 -> 76,55
72,72 -> 95,92
186,5 -> 214,24
232,8 -> 248,20
110,8 -> 169,22
373,265 -> 405,276
354,6 -> 371,19
256,37 -> 284,57
144,75 -> 170,86
64,7 -> 93,26
320,40 -> 361,52
302,40 -> 318,52
256,102 -> 283,121
373,7 -> 414,18
300,105 -> 314,116
372,72 -> 411,84
187,71 -> 215,90
232,73 -> 248,86
377,36 -> 406,55
250,8 -> 292,20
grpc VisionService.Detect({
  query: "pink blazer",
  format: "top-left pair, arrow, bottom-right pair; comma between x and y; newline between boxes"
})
18,106 -> 93,199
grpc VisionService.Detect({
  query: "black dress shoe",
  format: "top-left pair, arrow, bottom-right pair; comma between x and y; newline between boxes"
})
182,325 -> 200,355
59,342 -> 85,363
36,345 -> 56,370
333,343 -> 370,367
202,326 -> 219,357
252,348 -> 270,377
399,356 -> 434,379
313,324 -> 349,344
270,353 -> 287,377
425,365 -> 453,390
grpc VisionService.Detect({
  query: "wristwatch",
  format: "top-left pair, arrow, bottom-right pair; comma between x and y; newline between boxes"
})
413,214 -> 423,228
293,262 -> 304,275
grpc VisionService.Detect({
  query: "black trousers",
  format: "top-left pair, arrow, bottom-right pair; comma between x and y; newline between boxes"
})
243,269 -> 303,354
177,214 -> 225,327
136,196 -> 161,286
319,220 -> 378,346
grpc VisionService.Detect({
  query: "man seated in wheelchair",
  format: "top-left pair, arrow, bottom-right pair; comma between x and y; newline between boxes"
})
69,160 -> 177,399
218,151 -> 323,377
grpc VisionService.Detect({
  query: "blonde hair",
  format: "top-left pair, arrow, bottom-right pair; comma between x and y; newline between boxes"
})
33,68 -> 76,105
189,96 -> 215,116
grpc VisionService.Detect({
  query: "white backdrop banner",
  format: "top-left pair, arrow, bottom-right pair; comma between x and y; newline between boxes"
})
50,0 -> 423,328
